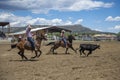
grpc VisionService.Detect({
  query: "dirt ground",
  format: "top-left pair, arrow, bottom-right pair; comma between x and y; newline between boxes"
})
0,40 -> 120,80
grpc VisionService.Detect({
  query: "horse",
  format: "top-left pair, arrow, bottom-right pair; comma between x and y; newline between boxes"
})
46,34 -> 77,54
9,34 -> 47,60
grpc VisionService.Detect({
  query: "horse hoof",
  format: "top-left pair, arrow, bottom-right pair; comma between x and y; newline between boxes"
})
37,54 -> 41,57
31,57 -> 35,59
22,58 -> 28,61
65,52 -> 69,54
55,52 -> 57,54
25,58 -> 28,60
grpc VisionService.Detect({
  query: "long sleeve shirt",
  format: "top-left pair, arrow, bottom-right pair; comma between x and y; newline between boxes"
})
26,27 -> 32,37
60,32 -> 65,38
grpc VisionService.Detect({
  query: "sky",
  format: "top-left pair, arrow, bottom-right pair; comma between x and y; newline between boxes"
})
0,0 -> 120,33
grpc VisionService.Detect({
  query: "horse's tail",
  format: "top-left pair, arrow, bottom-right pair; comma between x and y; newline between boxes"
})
11,43 -> 17,48
45,42 -> 55,46
8,43 -> 17,51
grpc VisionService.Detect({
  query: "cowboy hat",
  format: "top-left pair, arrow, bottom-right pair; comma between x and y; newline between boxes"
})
28,24 -> 33,29
61,30 -> 65,33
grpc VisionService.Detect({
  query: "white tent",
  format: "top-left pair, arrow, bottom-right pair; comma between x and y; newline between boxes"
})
8,27 -> 49,36
8,26 -> 71,37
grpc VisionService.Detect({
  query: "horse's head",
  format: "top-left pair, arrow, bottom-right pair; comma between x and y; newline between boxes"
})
68,35 -> 76,40
36,34 -> 47,41
72,35 -> 76,40
67,35 -> 76,44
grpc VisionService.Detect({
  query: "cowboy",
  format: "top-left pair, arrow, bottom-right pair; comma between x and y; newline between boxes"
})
60,30 -> 68,48
26,24 -> 35,50
18,35 -> 22,42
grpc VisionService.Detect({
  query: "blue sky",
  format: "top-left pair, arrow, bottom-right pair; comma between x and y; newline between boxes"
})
0,0 -> 120,33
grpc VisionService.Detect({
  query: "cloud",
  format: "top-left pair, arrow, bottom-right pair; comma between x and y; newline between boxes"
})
114,25 -> 120,30
94,28 -> 103,32
0,12 -> 32,26
69,0 -> 113,11
74,19 -> 83,24
105,16 -> 120,21
0,12 -> 83,27
0,0 -> 114,14
108,25 -> 120,33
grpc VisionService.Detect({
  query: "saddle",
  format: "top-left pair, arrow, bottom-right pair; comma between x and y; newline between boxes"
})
59,40 -> 69,48
24,41 -> 32,48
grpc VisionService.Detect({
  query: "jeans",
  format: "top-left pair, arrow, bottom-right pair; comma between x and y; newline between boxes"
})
62,38 -> 67,47
27,37 -> 35,50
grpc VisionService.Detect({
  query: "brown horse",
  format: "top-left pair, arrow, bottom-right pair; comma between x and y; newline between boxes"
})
9,34 -> 47,60
46,35 -> 77,54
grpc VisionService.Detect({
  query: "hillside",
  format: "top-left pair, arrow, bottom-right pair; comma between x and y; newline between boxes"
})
59,25 -> 100,33
0,24 -> 115,34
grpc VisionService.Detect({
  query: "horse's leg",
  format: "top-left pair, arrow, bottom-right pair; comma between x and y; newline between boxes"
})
47,46 -> 56,54
52,47 -> 56,54
18,51 -> 24,60
87,50 -> 92,57
65,48 -> 69,54
70,46 -> 77,54
37,50 -> 42,57
52,45 -> 59,54
31,50 -> 38,59
21,50 -> 28,60
50,47 -> 53,52
46,47 -> 53,54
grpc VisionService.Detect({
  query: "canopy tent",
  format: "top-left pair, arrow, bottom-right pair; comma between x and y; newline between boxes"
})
46,26 -> 71,33
0,22 -> 10,33
8,27 -> 49,36
8,26 -> 71,36
0,22 -> 9,26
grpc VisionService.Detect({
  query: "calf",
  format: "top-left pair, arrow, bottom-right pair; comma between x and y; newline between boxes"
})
78,44 -> 100,57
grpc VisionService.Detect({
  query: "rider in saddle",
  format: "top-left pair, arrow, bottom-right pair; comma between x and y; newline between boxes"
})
60,30 -> 68,48
26,24 -> 35,50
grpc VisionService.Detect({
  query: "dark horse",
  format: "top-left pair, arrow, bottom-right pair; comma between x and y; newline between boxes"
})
46,34 -> 77,54
9,34 -> 47,60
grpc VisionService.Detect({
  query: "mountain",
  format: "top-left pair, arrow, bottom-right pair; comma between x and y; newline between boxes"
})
0,24 -> 115,34
59,24 -> 100,33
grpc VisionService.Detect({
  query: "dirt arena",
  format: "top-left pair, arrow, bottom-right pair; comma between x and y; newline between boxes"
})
0,40 -> 120,80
